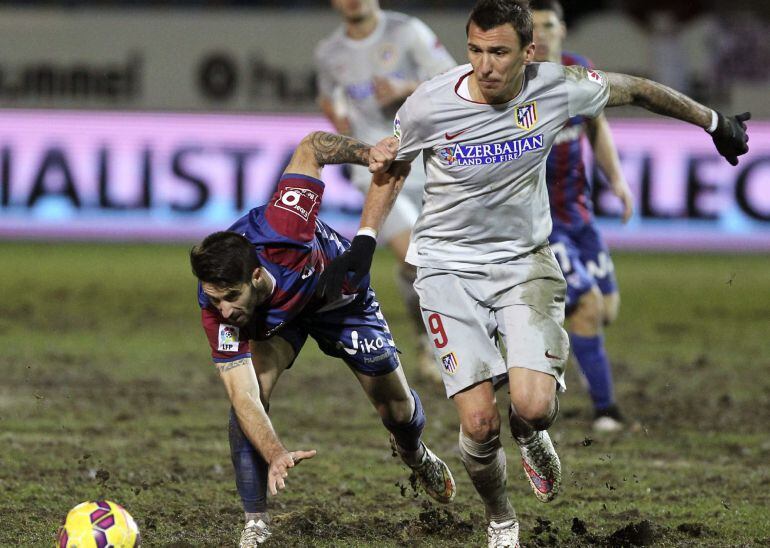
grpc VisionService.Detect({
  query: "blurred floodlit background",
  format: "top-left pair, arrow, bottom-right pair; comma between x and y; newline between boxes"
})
0,0 -> 767,249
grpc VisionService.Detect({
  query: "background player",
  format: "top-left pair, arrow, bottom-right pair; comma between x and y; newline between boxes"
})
317,1 -> 749,545
531,0 -> 633,432
315,0 -> 457,381
191,131 -> 455,547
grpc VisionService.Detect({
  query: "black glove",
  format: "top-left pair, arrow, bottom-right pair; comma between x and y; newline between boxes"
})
709,111 -> 750,166
315,234 -> 377,302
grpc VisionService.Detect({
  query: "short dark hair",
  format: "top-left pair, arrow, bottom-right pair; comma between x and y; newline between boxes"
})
530,0 -> 564,21
466,0 -> 533,49
190,231 -> 260,287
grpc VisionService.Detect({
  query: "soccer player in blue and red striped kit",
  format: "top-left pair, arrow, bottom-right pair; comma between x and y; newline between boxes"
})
190,132 -> 455,547
531,0 -> 635,431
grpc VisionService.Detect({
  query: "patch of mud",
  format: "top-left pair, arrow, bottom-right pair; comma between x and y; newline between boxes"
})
272,502 -> 474,545
606,519 -> 661,547
676,522 -> 713,538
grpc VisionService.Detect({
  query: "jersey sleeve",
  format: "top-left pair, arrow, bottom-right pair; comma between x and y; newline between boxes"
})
406,17 -> 456,80
563,65 -> 610,119
393,96 -> 424,163
264,173 -> 325,242
201,307 -> 251,364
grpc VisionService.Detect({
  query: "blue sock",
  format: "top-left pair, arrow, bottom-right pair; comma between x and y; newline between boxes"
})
228,407 -> 268,513
382,388 -> 426,452
570,333 -> 615,411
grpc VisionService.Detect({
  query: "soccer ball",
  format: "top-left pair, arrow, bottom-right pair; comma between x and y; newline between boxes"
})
57,500 -> 141,547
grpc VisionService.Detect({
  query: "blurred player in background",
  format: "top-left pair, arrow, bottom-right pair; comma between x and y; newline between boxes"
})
531,0 -> 633,432
191,132 -> 455,547
315,0 -> 457,381
317,1 -> 749,545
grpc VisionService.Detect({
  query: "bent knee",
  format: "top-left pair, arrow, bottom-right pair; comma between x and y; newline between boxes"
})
510,394 -> 557,430
461,410 -> 501,444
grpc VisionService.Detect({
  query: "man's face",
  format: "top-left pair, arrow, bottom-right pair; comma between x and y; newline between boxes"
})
332,0 -> 377,23
467,22 -> 535,102
202,278 -> 261,327
532,10 -> 565,62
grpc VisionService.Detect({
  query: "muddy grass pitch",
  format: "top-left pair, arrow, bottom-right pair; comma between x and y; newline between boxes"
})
1,243 -> 768,546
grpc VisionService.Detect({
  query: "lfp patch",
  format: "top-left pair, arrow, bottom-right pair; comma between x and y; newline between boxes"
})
218,324 -> 240,352
275,187 -> 319,221
441,352 -> 459,375
514,101 -> 538,130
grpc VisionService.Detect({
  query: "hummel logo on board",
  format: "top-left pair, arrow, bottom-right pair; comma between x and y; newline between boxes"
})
445,128 -> 470,140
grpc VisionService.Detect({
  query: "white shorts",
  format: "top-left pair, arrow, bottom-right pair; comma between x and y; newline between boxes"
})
349,162 -> 425,243
413,246 -> 570,398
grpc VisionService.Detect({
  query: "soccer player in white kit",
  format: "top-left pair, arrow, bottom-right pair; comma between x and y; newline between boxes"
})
315,0 -> 456,380
317,1 -> 749,545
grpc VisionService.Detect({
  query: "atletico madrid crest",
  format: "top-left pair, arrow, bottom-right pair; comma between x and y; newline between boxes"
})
441,352 -> 459,375
514,101 -> 538,130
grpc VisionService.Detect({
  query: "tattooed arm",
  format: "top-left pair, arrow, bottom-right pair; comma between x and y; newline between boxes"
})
284,131 -> 397,179
606,73 -> 711,127
606,73 -> 750,165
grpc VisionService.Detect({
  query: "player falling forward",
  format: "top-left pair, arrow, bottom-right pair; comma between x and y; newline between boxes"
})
191,132 -> 455,547
531,0 -> 632,432
315,0 -> 457,381
317,1 -> 749,546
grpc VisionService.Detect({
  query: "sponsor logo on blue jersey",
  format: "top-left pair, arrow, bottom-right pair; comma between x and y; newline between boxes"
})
439,134 -> 544,166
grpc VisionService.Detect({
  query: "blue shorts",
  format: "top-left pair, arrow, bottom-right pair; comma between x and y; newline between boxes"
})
549,222 -> 618,315
275,287 -> 400,377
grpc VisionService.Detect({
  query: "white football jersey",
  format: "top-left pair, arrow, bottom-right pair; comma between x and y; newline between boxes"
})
315,11 -> 456,188
394,62 -> 610,269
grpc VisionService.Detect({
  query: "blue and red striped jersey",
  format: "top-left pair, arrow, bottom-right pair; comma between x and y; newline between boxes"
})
198,173 -> 365,363
547,51 -> 595,229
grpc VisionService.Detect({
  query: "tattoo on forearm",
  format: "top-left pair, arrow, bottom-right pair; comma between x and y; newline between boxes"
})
308,131 -> 370,167
217,358 -> 249,373
607,73 -> 710,128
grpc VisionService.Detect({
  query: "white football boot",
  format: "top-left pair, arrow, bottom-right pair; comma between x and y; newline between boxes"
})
516,430 -> 561,503
487,518 -> 520,548
592,404 -> 626,433
239,518 -> 271,547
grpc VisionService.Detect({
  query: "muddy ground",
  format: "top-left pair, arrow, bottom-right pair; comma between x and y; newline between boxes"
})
1,243 -> 768,546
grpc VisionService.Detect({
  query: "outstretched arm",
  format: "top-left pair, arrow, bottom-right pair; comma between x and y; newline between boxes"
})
585,114 -> 633,223
218,358 -> 316,495
284,131 -> 369,179
605,73 -> 750,165
606,73 -> 711,126
284,131 -> 398,179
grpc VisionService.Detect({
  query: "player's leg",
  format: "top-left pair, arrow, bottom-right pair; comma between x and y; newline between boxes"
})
308,287 -> 455,503
352,364 -> 455,504
233,335 -> 301,547
453,381 -> 517,527
494,248 -> 569,503
414,266 -> 520,543
573,225 -> 625,431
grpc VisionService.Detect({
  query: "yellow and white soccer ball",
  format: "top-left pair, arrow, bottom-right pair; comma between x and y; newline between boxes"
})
57,500 -> 140,547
